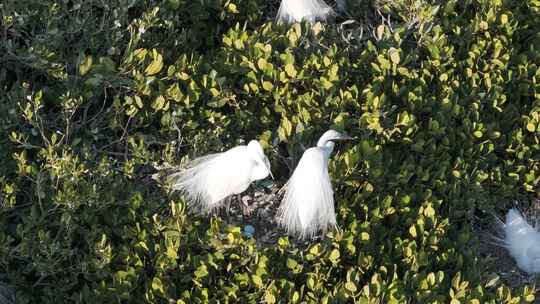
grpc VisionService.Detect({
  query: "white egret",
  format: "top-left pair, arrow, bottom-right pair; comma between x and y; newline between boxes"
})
501,208 -> 540,273
276,0 -> 335,24
277,130 -> 353,239
167,140 -> 272,214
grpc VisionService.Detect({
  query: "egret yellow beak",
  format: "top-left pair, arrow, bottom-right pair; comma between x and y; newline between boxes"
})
330,135 -> 356,142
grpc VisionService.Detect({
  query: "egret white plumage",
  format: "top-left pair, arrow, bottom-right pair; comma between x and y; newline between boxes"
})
276,0 -> 335,24
277,130 -> 353,239
500,208 -> 540,273
167,140 -> 272,214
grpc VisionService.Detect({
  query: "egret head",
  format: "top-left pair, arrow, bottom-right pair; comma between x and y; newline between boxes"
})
247,140 -> 273,180
316,129 -> 354,151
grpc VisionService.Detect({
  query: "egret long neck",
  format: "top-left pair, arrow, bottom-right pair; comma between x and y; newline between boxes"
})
317,140 -> 335,157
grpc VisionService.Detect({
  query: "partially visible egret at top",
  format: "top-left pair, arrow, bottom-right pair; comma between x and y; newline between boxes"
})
276,0 -> 335,24
500,208 -> 540,274
277,130 -> 354,239
167,140 -> 272,214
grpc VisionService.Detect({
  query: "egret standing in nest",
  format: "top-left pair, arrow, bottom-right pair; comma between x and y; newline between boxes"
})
277,130 -> 354,239
167,140 -> 273,214
276,0 -> 335,24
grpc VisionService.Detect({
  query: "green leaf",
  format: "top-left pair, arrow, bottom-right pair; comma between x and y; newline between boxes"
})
252,275 -> 263,288
500,14 -> 508,25
309,244 -> 321,255
292,292 -> 300,302
194,265 -> 208,278
262,81 -> 273,91
526,122 -> 536,132
312,22 -> 323,35
329,249 -> 340,262
264,292 -> 276,304
151,277 -> 164,293
286,258 -> 298,270
285,64 -> 297,78
257,58 -> 267,70
168,0 -> 181,9
424,205 -> 435,218
79,55 -> 93,76
227,3 -> 238,13
524,294 -> 535,302
210,88 -> 220,97
134,96 -> 143,109
485,273 -> 500,288
145,52 -> 164,76
307,277 -> 315,289
389,48 -> 400,64
376,25 -> 385,39
409,226 -> 417,238
278,237 -> 289,248
134,48 -> 148,61
153,95 -> 166,111
345,282 -> 357,293
282,116 -> 292,137
360,232 -> 370,241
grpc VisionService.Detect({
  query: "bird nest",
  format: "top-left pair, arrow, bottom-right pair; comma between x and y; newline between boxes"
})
219,180 -> 284,247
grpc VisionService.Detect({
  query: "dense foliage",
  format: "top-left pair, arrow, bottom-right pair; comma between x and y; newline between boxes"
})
1,0 -> 539,302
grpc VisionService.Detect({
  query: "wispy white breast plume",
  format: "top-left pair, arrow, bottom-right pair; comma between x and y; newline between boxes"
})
277,130 -> 354,239
276,0 -> 335,24
501,208 -> 540,274
167,140 -> 272,214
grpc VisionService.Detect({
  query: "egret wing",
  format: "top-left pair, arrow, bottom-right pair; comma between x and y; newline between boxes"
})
277,0 -> 334,23
204,147 -> 253,203
503,208 -> 540,273
169,147 -> 253,213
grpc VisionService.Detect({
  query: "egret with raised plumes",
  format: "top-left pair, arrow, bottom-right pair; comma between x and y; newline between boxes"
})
277,130 -> 353,239
276,0 -> 335,24
168,140 -> 272,214
500,208 -> 540,274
